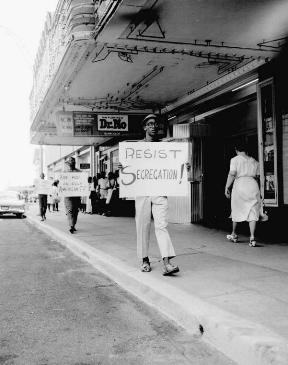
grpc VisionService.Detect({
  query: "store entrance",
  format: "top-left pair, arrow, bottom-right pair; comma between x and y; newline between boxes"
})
201,98 -> 258,229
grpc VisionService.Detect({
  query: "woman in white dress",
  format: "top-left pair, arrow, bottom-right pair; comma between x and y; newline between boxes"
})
225,142 -> 261,247
97,172 -> 108,215
52,181 -> 60,211
47,192 -> 53,212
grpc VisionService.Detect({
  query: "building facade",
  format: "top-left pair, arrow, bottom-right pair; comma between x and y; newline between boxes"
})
30,0 -> 288,237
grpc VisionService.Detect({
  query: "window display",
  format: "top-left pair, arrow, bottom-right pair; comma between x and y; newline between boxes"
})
282,109 -> 288,204
257,78 -> 278,206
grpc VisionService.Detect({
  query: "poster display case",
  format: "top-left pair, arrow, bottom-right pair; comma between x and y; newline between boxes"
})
281,104 -> 288,204
257,78 -> 278,206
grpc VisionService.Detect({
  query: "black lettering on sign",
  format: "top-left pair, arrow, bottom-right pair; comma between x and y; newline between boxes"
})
113,118 -> 121,129
144,149 -> 152,158
169,149 -> 181,158
99,118 -> 107,128
158,150 -> 167,158
124,148 -> 175,159
113,118 -> 127,129
121,166 -> 136,186
99,117 -> 127,130
125,148 -> 135,159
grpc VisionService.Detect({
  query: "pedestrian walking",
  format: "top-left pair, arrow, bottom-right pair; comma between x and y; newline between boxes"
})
94,173 -> 101,214
113,170 -> 120,215
38,172 -> 47,222
63,157 -> 81,234
225,141 -> 261,247
119,114 -> 190,275
91,176 -> 98,213
86,176 -> 93,214
47,192 -> 53,212
105,172 -> 119,216
81,195 -> 87,213
52,180 -> 60,211
97,171 -> 108,215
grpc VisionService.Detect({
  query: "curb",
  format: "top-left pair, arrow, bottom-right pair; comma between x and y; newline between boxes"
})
27,215 -> 288,365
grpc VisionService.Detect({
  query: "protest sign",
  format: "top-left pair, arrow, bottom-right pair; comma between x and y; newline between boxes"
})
34,179 -> 53,195
119,142 -> 189,197
57,172 -> 89,197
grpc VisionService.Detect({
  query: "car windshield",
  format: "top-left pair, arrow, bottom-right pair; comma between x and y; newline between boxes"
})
0,191 -> 20,200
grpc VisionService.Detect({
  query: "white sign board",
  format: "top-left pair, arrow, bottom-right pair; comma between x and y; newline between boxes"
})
34,179 -> 53,195
98,115 -> 128,132
57,172 -> 89,197
119,142 -> 189,197
57,111 -> 74,136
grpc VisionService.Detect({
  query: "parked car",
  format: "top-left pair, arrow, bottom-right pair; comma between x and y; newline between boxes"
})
0,191 -> 26,218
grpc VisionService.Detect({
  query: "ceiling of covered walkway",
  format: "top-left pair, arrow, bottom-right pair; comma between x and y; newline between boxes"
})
66,0 -> 288,112
31,0 -> 288,145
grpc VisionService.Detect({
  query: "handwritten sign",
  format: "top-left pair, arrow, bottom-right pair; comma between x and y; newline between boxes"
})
34,179 -> 53,195
57,172 -> 89,197
119,142 -> 189,197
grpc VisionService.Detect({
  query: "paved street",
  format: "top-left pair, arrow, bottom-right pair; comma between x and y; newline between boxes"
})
0,217 -> 234,365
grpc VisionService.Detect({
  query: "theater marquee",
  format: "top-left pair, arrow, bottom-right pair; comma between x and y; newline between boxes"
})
30,112 -> 167,145
73,112 -> 143,137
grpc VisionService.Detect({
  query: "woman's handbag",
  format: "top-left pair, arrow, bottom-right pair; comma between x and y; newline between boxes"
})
259,200 -> 269,222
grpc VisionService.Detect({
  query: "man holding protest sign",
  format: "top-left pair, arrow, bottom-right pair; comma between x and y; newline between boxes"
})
119,114 -> 190,276
37,172 -> 48,222
63,157 -> 82,234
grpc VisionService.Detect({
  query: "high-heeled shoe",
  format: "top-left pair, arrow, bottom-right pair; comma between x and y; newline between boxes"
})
249,238 -> 256,247
162,263 -> 179,276
226,234 -> 238,243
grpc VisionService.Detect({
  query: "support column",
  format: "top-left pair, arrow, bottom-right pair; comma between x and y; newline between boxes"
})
90,145 -> 96,177
75,150 -> 80,169
95,150 -> 100,174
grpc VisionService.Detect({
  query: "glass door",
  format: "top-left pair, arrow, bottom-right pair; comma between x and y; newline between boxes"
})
257,78 -> 278,206
190,138 -> 203,222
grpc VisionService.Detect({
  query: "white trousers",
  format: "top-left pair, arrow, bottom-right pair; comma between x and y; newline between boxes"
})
135,196 -> 176,259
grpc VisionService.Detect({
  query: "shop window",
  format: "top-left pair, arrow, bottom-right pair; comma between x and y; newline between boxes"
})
257,78 -> 278,206
99,155 -> 108,173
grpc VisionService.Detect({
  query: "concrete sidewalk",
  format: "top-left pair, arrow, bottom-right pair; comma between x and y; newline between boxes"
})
26,203 -> 288,365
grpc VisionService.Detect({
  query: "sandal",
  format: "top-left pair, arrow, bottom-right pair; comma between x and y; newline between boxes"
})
141,261 -> 151,272
226,234 -> 238,243
249,238 -> 256,247
162,263 -> 179,276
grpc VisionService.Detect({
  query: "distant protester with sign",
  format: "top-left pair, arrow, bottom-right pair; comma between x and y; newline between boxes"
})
37,172 -> 48,222
62,157 -> 82,234
119,114 -> 190,276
